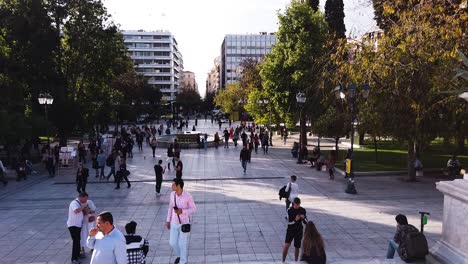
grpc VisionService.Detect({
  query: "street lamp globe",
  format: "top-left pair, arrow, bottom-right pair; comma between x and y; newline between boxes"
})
362,83 -> 371,99
459,92 -> 468,102
38,93 -> 54,105
348,83 -> 357,99
334,85 -> 345,99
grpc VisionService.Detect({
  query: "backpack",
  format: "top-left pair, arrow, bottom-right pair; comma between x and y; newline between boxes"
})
401,230 -> 429,262
106,156 -> 114,167
278,184 -> 291,200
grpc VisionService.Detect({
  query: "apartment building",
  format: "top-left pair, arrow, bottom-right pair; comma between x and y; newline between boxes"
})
180,71 -> 198,91
206,56 -> 220,94
220,33 -> 277,89
122,30 -> 183,102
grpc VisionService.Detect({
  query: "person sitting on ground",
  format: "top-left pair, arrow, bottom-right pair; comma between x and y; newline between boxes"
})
291,142 -> 299,158
387,214 -> 419,260
308,147 -> 320,167
447,155 -> 462,179
301,221 -> 326,264
124,221 -> 149,264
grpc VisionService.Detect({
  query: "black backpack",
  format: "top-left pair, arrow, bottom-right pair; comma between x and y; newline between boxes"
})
402,230 -> 429,262
278,184 -> 291,200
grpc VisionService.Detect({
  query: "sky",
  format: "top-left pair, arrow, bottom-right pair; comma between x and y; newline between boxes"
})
103,0 -> 376,98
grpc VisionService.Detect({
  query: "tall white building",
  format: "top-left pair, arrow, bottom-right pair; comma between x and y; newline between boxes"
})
122,30 -> 183,102
220,33 -> 277,89
206,56 -> 220,94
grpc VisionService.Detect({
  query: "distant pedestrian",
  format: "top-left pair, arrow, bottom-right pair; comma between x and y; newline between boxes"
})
282,197 -> 307,262
262,134 -> 269,154
125,221 -> 149,264
115,157 -> 131,189
214,132 -> 220,149
78,140 -> 87,163
97,150 -> 106,179
154,159 -> 165,196
285,175 -> 299,212
204,133 -> 208,150
106,151 -> 117,181
327,150 -> 337,180
240,145 -> 249,175
76,162 -> 89,194
150,137 -> 157,158
223,128 -> 229,148
67,192 -> 89,264
167,144 -> 174,170
175,157 -> 183,179
87,211 -> 127,264
166,178 -> 197,264
0,159 -> 8,186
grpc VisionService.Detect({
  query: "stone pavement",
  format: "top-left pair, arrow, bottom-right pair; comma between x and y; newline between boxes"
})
0,120 -> 444,264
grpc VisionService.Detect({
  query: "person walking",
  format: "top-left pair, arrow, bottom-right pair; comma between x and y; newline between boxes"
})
240,145 -> 249,175
67,192 -> 89,264
106,151 -> 117,182
0,159 -> 8,186
150,136 -> 157,158
301,221 -> 326,264
80,196 -> 96,258
282,197 -> 307,263
115,157 -> 131,189
327,150 -> 337,180
253,134 -> 260,154
78,141 -> 87,163
87,211 -> 127,264
97,150 -> 106,180
262,133 -> 269,154
214,132 -> 220,149
166,178 -> 196,264
76,162 -> 89,194
285,175 -> 299,212
154,159 -> 165,196
167,144 -> 174,171
175,157 -> 183,179
223,128 -> 229,148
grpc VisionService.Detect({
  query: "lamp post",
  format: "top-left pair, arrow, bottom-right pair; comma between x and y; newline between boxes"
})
296,92 -> 306,164
334,83 -> 370,194
38,93 -> 54,143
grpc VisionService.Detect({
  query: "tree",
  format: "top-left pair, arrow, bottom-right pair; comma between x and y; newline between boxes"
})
176,89 -> 202,114
260,0 -> 328,145
352,1 -> 466,180
313,107 -> 349,151
305,0 -> 319,12
325,0 -> 346,39
201,91 -> 215,113
239,58 -> 263,90
214,84 -> 247,115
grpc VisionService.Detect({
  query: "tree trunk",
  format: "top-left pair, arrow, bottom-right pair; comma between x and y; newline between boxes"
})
359,131 -> 365,145
335,137 -> 339,151
300,115 -> 307,146
374,136 -> 378,163
407,139 -> 416,181
317,136 -> 320,149
443,136 -> 450,147
457,134 -> 465,154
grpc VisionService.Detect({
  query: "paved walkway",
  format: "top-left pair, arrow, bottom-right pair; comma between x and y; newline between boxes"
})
0,120 -> 444,264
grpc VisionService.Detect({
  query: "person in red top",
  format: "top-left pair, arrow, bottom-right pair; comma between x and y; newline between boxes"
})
253,134 -> 260,154
166,178 -> 196,264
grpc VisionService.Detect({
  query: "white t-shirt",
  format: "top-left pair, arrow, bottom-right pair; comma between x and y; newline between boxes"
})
286,182 -> 299,202
67,199 -> 84,227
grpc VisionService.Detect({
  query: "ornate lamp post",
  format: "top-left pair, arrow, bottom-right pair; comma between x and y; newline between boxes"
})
334,83 -> 370,194
38,93 -> 54,143
296,92 -> 306,164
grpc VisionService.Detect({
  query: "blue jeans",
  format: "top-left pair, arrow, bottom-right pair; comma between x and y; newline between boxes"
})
241,160 -> 248,173
386,239 -> 399,259
169,223 -> 189,264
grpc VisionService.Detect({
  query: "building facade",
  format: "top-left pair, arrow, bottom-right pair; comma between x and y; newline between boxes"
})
220,33 -> 277,89
206,56 -> 220,94
180,71 -> 197,91
122,30 -> 183,102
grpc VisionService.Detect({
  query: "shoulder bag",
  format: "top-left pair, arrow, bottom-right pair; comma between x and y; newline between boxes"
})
174,193 -> 191,233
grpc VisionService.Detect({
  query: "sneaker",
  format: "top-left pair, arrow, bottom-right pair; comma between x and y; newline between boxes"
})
174,257 -> 180,264
156,192 -> 161,196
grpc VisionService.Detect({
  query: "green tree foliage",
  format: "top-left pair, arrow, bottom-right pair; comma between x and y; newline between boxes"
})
260,0 -> 328,141
349,1 -> 467,180
305,0 -> 320,12
214,84 -> 246,114
313,107 -> 349,150
201,91 -> 215,113
324,0 -> 346,39
239,58 -> 263,91
176,89 -> 202,114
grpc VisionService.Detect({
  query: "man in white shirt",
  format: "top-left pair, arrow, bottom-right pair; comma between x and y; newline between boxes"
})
285,175 -> 299,211
87,211 -> 127,264
67,192 -> 88,264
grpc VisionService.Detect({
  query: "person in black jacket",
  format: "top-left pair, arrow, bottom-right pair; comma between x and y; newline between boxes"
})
282,197 -> 307,262
301,221 -> 326,264
124,221 -> 149,264
240,145 -> 250,175
76,162 -> 89,193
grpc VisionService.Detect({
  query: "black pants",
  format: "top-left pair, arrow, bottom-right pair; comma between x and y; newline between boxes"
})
107,166 -> 116,180
68,226 -> 81,261
116,172 -> 130,188
76,181 -> 86,193
156,174 -> 162,193
152,147 -> 156,157
285,199 -> 291,211
79,154 -> 86,163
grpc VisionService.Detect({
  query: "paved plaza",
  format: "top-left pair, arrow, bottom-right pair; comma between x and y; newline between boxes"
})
0,121 -> 445,264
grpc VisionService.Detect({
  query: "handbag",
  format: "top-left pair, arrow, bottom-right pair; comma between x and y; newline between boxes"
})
88,215 -> 96,223
174,193 -> 191,233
